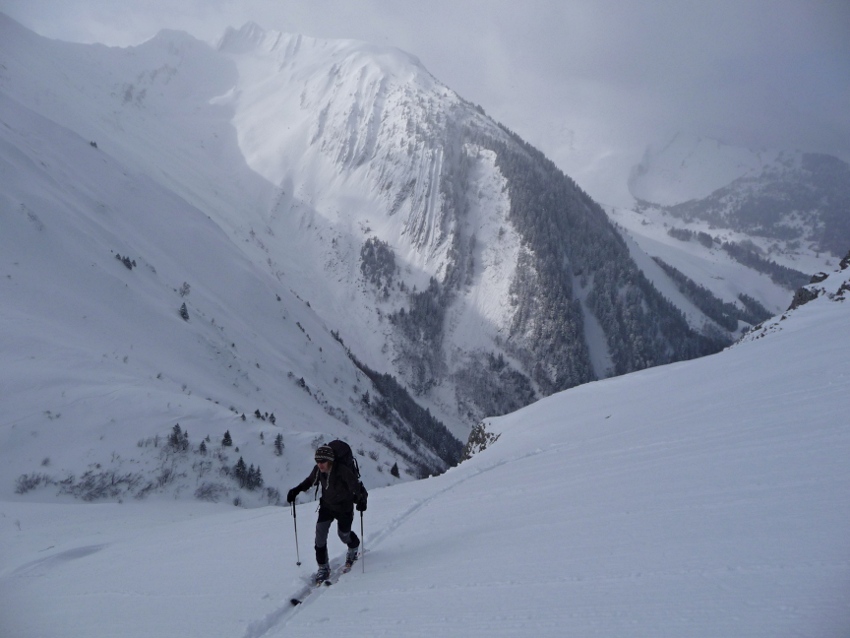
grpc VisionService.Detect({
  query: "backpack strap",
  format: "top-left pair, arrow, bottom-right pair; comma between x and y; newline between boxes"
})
312,465 -> 327,500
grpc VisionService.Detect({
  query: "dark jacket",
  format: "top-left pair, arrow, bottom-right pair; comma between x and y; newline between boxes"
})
294,462 -> 361,513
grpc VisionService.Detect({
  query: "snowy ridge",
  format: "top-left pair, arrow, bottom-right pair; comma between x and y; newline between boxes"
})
225,23 -> 479,261
4,14 -> 786,458
215,24 -> 529,412
738,250 -> 850,344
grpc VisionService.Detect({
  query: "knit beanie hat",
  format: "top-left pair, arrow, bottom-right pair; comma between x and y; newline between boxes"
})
314,445 -> 335,463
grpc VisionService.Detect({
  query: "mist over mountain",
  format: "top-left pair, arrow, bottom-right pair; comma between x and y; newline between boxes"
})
1,15 -> 840,502
606,132 -> 846,351
630,133 -> 850,257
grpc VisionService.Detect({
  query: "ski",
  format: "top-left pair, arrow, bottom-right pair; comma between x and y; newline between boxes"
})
290,582 -> 327,605
289,581 -> 314,606
289,564 -> 343,605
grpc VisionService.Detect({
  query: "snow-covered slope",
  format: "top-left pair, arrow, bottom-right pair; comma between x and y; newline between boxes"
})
0,17 -> 459,504
214,25 -> 519,383
2,256 -> 848,638
608,203 -> 814,319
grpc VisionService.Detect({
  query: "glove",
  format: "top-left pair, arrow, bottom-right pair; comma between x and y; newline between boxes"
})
356,494 -> 368,512
287,488 -> 299,504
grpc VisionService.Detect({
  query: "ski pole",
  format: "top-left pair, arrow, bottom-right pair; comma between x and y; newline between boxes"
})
291,502 -> 301,566
360,510 -> 365,573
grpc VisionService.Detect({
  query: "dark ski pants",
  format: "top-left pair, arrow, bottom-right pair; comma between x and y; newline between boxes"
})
314,504 -> 359,566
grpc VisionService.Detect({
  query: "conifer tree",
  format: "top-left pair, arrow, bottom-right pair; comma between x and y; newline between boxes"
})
168,424 -> 189,452
234,457 -> 247,487
246,464 -> 263,490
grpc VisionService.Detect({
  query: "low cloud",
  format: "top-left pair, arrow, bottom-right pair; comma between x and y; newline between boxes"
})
4,0 -> 848,204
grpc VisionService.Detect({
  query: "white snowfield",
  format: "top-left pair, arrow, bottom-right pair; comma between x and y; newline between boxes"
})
2,270 -> 849,637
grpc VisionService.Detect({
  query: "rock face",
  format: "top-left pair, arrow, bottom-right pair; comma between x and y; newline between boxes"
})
788,250 -> 850,311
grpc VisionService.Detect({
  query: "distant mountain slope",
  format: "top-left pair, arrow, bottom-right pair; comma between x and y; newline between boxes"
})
610,133 -> 845,341
1,15 -> 731,437
628,133 -> 850,258
208,24 -> 726,415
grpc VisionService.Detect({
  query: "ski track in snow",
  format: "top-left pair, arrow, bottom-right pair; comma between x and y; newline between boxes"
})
11,544 -> 109,578
242,459 -> 508,637
247,442 -> 581,637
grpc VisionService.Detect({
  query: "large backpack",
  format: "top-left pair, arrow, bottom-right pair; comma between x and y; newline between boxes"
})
326,439 -> 360,479
314,439 -> 366,503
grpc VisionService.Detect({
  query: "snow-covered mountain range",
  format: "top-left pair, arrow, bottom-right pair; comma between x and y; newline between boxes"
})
1,14 -> 846,504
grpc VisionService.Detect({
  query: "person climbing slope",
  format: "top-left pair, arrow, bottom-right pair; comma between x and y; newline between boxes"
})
287,442 -> 368,583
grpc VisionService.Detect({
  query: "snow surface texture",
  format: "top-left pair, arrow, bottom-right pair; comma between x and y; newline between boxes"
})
2,265 -> 848,637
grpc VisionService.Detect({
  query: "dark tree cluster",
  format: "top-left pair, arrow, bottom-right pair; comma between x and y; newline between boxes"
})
653,257 -> 771,332
347,350 -> 462,467
232,457 -> 264,490
115,253 -> 136,270
360,236 -> 398,293
253,409 -> 276,424
667,227 -> 715,248
167,423 -> 190,452
721,242 -> 809,290
454,352 -> 537,422
475,126 -> 722,380
389,277 -> 448,394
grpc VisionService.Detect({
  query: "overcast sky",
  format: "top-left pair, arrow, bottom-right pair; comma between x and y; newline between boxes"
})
3,0 -> 849,204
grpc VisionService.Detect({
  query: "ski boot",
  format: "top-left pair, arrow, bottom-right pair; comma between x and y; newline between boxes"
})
314,563 -> 330,585
343,547 -> 358,573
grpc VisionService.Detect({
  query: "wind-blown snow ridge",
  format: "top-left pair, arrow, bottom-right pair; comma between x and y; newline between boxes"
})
225,23 -> 466,259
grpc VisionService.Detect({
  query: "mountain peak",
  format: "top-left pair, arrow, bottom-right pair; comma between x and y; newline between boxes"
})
217,21 -> 277,54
